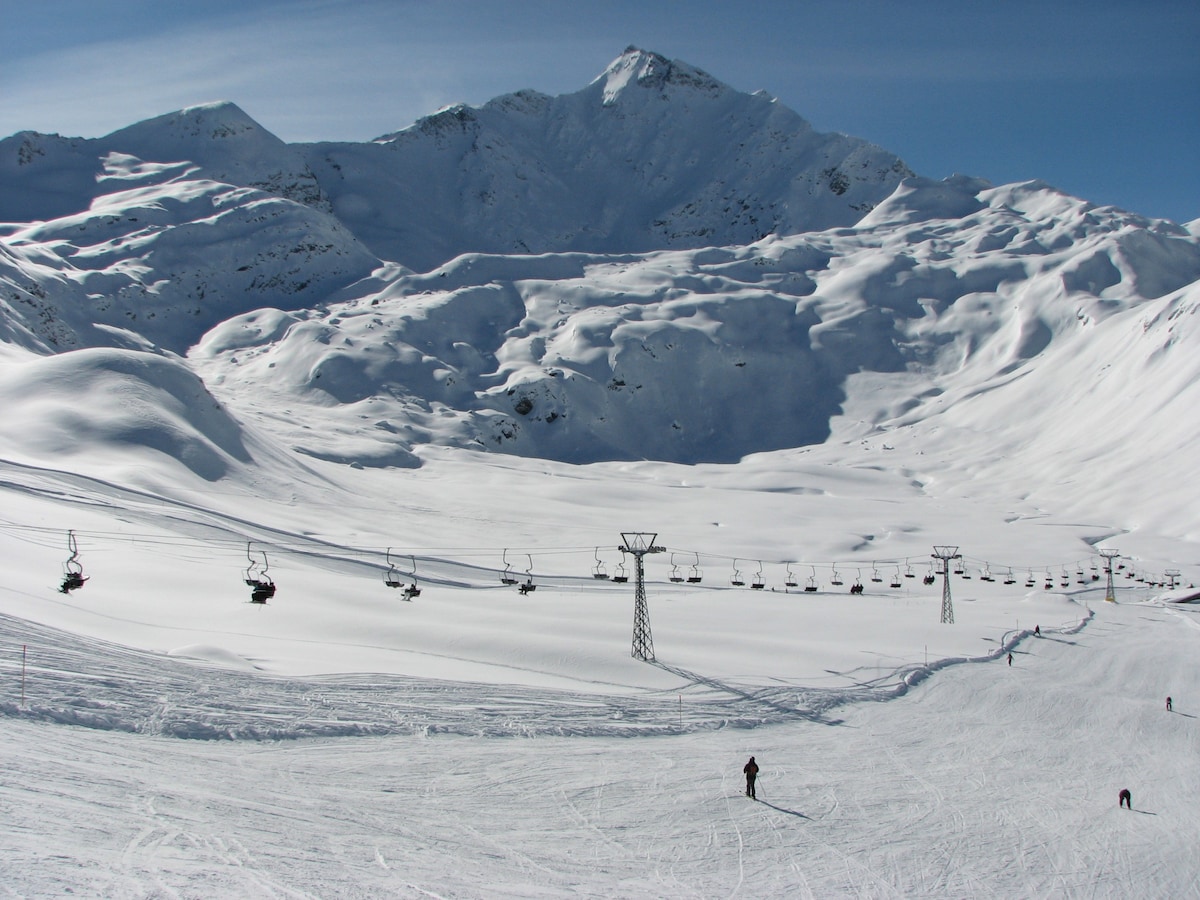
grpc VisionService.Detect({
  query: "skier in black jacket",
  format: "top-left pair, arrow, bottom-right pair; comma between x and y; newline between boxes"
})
743,756 -> 759,799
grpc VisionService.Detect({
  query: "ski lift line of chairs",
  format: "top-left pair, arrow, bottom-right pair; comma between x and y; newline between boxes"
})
244,543 -> 276,604
59,529 -> 88,594
383,548 -> 420,600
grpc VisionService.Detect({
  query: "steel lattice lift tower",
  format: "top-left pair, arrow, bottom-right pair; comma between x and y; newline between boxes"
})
621,532 -> 665,661
1100,548 -> 1120,602
932,545 -> 961,624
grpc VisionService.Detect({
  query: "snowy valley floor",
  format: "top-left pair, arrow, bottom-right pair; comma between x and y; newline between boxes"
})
2,598 -> 1199,898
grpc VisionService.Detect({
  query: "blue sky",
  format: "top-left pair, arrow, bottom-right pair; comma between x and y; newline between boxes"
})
3,0 -> 1196,222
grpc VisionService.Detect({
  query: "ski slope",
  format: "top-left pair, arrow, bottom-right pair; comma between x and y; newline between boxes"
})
2,594 -> 1197,896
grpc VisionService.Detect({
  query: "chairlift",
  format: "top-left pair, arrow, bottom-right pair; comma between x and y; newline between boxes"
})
687,554 -> 703,584
613,553 -> 629,583
751,562 -> 765,590
1025,570 -> 1036,588
830,566 -> 844,587
1043,571 -> 1053,590
383,547 -> 404,589
870,565 -> 883,584
923,563 -> 936,586
785,564 -> 798,589
592,548 -> 610,580
59,530 -> 88,594
669,553 -> 684,583
904,560 -> 916,579
1004,568 -> 1016,585
890,567 -> 902,589
730,559 -> 745,587
244,543 -> 276,604
499,549 -> 519,586
804,575 -> 819,593
401,555 -> 421,600
518,554 -> 537,593
850,570 -> 864,594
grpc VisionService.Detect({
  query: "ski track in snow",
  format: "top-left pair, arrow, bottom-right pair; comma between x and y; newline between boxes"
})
0,612 -> 939,740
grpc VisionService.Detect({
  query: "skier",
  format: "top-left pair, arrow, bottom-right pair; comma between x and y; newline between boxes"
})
743,756 -> 759,799
1166,696 -> 1172,712
1034,625 -> 1041,636
1119,788 -> 1132,809
1007,652 -> 1013,666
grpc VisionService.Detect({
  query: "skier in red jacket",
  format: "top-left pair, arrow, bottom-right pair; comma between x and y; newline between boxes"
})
743,756 -> 759,799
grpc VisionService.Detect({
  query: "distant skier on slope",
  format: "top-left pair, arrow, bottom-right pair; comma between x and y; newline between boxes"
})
743,756 -> 759,799
1166,696 -> 1172,712
1119,788 -> 1132,809
1007,652 -> 1013,666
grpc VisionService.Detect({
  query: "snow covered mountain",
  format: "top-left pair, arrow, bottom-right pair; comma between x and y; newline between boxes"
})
5,49 -> 1200,896
301,47 -> 914,270
0,47 -> 1198,524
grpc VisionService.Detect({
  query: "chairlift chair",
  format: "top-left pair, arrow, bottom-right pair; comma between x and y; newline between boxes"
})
805,575 -> 819,593
383,547 -> 404,589
59,530 -> 88,594
890,567 -> 902,589
850,570 -> 864,594
244,544 -> 276,604
613,557 -> 629,583
669,553 -> 684,583
870,565 -> 883,583
1004,568 -> 1016,585
730,560 -> 745,587
592,548 -> 610,580
750,562 -> 765,590
499,549 -> 519,586
519,555 -> 538,593
785,564 -> 798,589
830,566 -> 844,587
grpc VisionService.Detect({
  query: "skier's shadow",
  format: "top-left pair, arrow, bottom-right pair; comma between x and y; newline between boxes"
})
757,799 -> 811,820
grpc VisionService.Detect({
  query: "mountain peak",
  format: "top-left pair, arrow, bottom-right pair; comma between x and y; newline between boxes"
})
104,101 -> 271,146
594,47 -> 725,106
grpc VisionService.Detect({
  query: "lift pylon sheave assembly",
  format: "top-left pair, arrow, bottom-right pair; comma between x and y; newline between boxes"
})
932,545 -> 961,624
620,532 -> 665,662
1100,548 -> 1120,602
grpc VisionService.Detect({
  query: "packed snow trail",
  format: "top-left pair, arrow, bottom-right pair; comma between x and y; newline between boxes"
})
2,601 -> 1198,897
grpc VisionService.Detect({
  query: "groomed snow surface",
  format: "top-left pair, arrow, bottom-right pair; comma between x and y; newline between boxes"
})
2,451 -> 1198,898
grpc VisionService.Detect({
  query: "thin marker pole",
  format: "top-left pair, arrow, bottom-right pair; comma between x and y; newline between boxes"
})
21,644 -> 26,707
